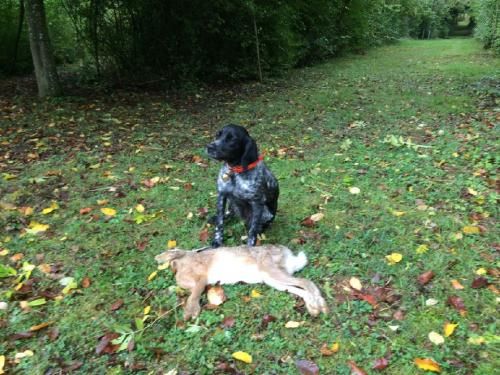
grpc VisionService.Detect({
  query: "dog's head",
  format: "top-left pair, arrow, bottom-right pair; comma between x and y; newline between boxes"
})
206,124 -> 258,168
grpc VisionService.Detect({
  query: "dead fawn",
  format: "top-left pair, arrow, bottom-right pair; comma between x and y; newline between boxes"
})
155,244 -> 328,320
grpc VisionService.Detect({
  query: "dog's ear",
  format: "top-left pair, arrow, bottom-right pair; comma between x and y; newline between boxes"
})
240,136 -> 258,168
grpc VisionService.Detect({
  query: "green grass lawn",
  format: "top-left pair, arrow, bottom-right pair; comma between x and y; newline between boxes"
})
0,38 -> 498,374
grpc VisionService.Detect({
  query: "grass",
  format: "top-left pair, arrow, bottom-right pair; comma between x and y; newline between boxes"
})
0,38 -> 499,374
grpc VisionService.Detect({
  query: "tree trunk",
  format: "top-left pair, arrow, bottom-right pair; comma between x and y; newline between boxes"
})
25,0 -> 61,97
12,0 -> 25,73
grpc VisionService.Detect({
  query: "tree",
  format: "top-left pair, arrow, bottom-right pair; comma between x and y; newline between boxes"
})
24,0 -> 61,97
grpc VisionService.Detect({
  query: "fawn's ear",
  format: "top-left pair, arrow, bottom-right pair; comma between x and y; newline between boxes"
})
240,136 -> 258,168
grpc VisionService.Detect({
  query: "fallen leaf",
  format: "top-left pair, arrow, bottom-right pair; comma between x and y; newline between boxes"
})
392,210 -> 406,217
475,267 -> 487,275
95,332 -> 120,355
0,355 -> 4,374
135,204 -> 145,213
81,277 -> 91,288
26,221 -> 50,234
425,298 -> 439,306
393,309 -> 405,320
232,351 -> 252,364
100,207 -> 117,216
347,360 -> 367,375
471,277 -> 489,289
221,316 -> 236,328
42,201 -> 58,214
207,286 -> 226,306
385,252 -> 402,265
167,240 -> 177,249
261,314 -> 277,328
14,350 -> 34,363
372,357 -> 389,371
199,228 -> 209,242
301,217 -> 316,228
467,336 -> 485,345
349,187 -> 361,195
285,321 -> 303,328
295,359 -> 319,375
416,244 -> 429,254
462,226 -> 480,234
428,331 -> 445,345
447,296 -> 466,316
29,321 -> 53,332
310,212 -> 324,222
320,342 -> 339,356
451,279 -> 464,290
10,253 -> 24,262
349,277 -> 363,291
79,207 -> 92,215
250,289 -> 262,298
444,323 -> 458,337
418,270 -> 435,286
414,358 -> 441,372
147,271 -> 158,281
110,299 -> 124,311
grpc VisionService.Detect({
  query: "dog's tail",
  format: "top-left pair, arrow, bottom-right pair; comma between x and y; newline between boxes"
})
284,250 -> 308,274
155,249 -> 187,265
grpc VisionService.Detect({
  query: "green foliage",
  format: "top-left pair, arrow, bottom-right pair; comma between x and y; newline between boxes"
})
473,0 -> 500,54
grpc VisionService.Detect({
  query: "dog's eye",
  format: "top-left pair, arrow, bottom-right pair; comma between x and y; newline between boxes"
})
225,133 -> 233,141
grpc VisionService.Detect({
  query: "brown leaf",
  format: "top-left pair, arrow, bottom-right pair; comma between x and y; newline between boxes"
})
199,228 -> 209,242
471,277 -> 489,289
295,359 -> 319,375
63,361 -> 83,372
136,239 -> 149,252
347,360 -> 368,375
418,270 -> 435,286
79,207 -> 92,215
447,295 -> 467,316
221,316 -> 236,329
320,343 -> 339,356
29,321 -> 53,331
183,183 -> 193,191
197,207 -> 208,218
81,277 -> 91,288
95,332 -> 120,355
48,327 -> 59,341
10,331 -> 35,340
261,314 -> 277,328
393,309 -> 405,321
301,217 -> 316,228
110,299 -> 124,311
207,285 -> 226,306
372,357 -> 389,371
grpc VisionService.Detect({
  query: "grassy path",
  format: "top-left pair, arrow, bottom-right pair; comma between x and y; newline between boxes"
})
0,38 -> 498,374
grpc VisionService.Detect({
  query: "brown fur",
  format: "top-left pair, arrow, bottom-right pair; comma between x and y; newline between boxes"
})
155,245 -> 328,320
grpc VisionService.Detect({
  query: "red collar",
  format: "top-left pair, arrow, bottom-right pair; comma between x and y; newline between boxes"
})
228,154 -> 264,174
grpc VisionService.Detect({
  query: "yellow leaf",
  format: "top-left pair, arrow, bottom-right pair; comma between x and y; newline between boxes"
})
0,354 -> 4,375
467,187 -> 478,196
42,201 -> 59,214
167,240 -> 177,249
468,336 -> 485,345
475,268 -> 487,275
2,173 -> 17,180
135,204 -> 145,213
0,249 -> 8,256
101,207 -> 117,216
428,331 -> 445,345
147,271 -> 158,281
251,289 -> 262,298
144,305 -> 151,315
385,252 -> 402,265
157,262 -> 170,270
349,277 -> 363,291
444,323 -> 458,337
285,320 -> 303,328
26,221 -> 50,234
330,342 -> 340,353
462,226 -> 480,234
414,358 -> 441,373
392,210 -> 406,217
29,321 -> 53,331
450,279 -> 464,290
416,244 -> 428,254
232,351 -> 252,364
97,199 -> 108,205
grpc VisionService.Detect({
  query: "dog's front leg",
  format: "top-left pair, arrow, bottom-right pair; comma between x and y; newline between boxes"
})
184,280 -> 206,320
247,201 -> 264,246
212,193 -> 227,248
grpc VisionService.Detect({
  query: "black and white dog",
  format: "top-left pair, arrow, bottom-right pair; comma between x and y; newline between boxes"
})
206,124 -> 279,247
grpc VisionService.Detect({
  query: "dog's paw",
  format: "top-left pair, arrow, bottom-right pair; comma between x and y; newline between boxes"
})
183,304 -> 201,321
